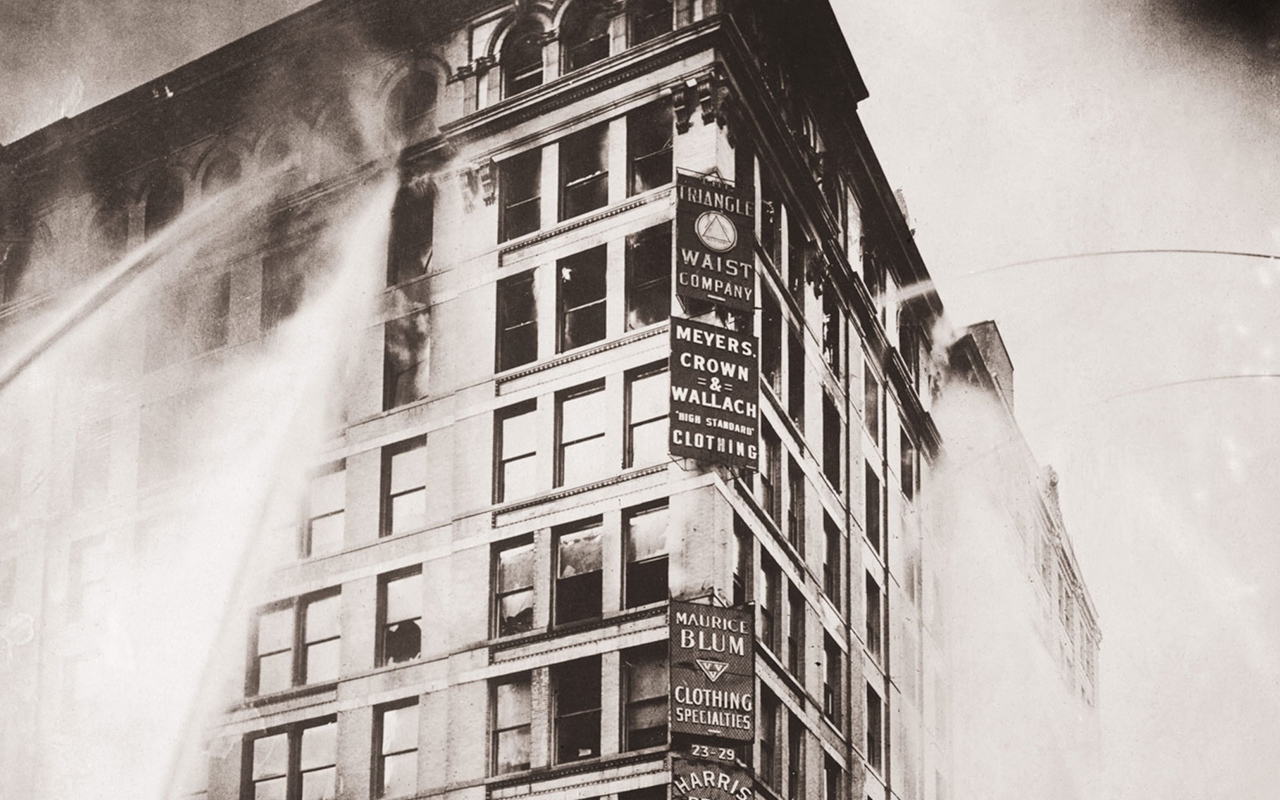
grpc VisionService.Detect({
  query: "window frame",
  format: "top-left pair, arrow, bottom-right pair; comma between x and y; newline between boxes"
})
554,518 -> 605,626
243,717 -> 338,800
556,246 -> 609,353
491,673 -> 533,775
624,500 -> 670,609
622,642 -> 670,750
624,222 -> 672,330
552,656 -> 603,764
555,380 -> 608,487
627,102 -> 674,196
377,567 -> 423,668
246,589 -> 342,697
381,436 -> 428,537
374,699 -> 420,798
493,537 -> 536,638
383,310 -> 431,411
502,25 -> 545,98
559,123 -> 610,221
496,270 -> 538,372
625,363 -> 669,469
495,400 -> 539,503
499,148 -> 542,242
302,461 -> 346,559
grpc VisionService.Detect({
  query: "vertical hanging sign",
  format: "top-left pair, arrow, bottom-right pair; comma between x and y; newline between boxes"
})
669,600 -> 756,741
675,174 -> 756,314
669,317 -> 759,470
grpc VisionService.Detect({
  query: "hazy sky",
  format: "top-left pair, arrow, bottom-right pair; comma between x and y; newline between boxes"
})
4,0 -> 1280,797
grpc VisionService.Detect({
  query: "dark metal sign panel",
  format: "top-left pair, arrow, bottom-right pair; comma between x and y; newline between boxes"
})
669,317 -> 760,470
675,174 -> 756,313
671,757 -> 754,800
669,601 -> 756,742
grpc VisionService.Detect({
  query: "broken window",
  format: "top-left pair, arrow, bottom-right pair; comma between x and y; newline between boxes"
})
553,656 -> 602,763
560,124 -> 609,220
628,102 -> 673,195
503,25 -> 544,97
623,643 -> 669,750
500,149 -> 541,242
495,538 -> 535,637
384,310 -> 430,410
497,270 -> 537,372
495,401 -> 538,502
375,701 -> 419,798
626,364 -> 668,469
625,502 -> 669,608
492,675 -> 532,774
555,520 -> 603,624
557,246 -> 607,352
383,437 -> 428,536
625,223 -> 671,330
387,182 -> 434,286
562,0 -> 612,71
379,569 -> 422,666
556,381 -> 607,487
304,463 -> 345,558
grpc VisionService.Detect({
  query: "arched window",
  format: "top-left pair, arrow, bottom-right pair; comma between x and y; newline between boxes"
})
387,181 -> 435,286
201,151 -> 242,196
503,24 -> 545,98
562,0 -> 612,72
628,0 -> 672,46
390,69 -> 438,138
144,172 -> 184,240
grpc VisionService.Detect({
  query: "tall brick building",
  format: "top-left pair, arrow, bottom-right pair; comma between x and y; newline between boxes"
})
0,2 -> 1099,800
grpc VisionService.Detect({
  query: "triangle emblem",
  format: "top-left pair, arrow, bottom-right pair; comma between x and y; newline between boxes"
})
696,658 -> 729,682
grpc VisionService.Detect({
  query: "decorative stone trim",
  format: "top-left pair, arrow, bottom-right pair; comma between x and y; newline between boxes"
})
491,463 -> 668,526
495,322 -> 668,386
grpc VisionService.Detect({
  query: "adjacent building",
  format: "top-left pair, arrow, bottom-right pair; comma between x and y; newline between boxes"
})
0,2 -> 1098,800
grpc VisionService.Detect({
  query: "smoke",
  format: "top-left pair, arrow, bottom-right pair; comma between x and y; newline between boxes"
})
0,28 -> 409,800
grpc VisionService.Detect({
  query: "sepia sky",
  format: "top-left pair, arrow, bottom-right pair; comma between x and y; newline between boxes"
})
4,0 -> 1280,796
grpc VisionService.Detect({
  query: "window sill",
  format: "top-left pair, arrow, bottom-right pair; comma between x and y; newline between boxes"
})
491,462 -> 667,526
234,679 -> 339,711
497,185 -> 672,257
489,602 -> 668,655
496,321 -> 668,391
486,748 -> 667,791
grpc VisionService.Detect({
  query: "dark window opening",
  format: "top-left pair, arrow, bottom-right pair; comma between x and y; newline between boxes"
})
262,249 -> 308,331
761,426 -> 782,524
554,656 -> 602,763
500,149 -> 541,242
555,520 -> 604,624
788,328 -> 805,429
495,539 -> 535,637
762,290 -> 782,391
824,757 -> 841,800
760,171 -> 783,266
628,103 -> 674,196
384,310 -> 430,410
866,572 -> 883,662
625,223 -> 671,329
760,557 -> 781,653
144,173 -> 183,239
787,714 -> 805,800
503,26 -> 544,97
731,516 -> 750,607
558,246 -> 608,352
628,0 -> 673,45
866,683 -> 883,772
787,458 -> 805,554
625,502 -> 669,608
623,643 -> 669,750
787,211 -> 808,300
760,689 -> 781,788
864,361 -> 881,446
823,514 -> 842,602
562,0 -> 612,71
497,271 -> 538,372
787,586 -> 805,678
822,286 -> 842,377
201,152 -> 241,195
822,393 -> 841,488
391,69 -> 438,136
560,124 -> 609,220
379,569 -> 422,666
387,182 -> 434,287
865,464 -> 882,554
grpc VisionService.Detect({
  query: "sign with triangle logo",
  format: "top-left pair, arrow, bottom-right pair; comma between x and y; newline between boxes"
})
696,658 -> 729,682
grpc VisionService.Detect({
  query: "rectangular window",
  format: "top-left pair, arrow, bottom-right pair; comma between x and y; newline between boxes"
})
901,430 -> 918,501
138,393 -> 187,487
625,501 -> 669,607
67,535 -> 108,622
553,656 -> 602,763
497,270 -> 538,372
379,569 -> 422,666
496,401 -> 538,502
387,183 -> 434,287
731,516 -> 750,608
823,635 -> 842,724
628,103 -> 674,195
822,287 -> 842,377
866,572 -> 883,663
866,683 -> 883,772
247,719 -> 337,800
787,458 -> 805,554
824,757 -> 841,800
762,290 -> 782,391
194,272 -> 232,356
500,149 -> 541,242
787,714 -> 805,800
384,310 -> 430,410
787,585 -> 805,678
625,223 -> 671,329
761,171 -> 783,267
248,591 -> 341,695
304,463 -> 345,558
760,557 -> 781,653
72,417 -> 111,508
375,701 -> 419,798
822,393 -> 841,488
557,246 -> 608,352
383,437 -> 428,536
623,643 -> 669,750
787,212 -> 808,300
759,689 -> 781,789
626,364 -> 669,469
864,361 -> 881,446
261,249 -> 308,331
555,519 -> 604,624
787,329 -> 805,429
494,539 -> 535,637
560,124 -> 609,220
492,675 -> 532,774
761,426 -> 782,524
865,464 -> 882,554
823,514 -> 841,603
629,0 -> 674,45
556,382 -> 607,487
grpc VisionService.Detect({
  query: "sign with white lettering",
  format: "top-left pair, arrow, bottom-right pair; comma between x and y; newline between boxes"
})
675,174 -> 756,313
669,601 -> 756,741
669,317 -> 760,470
671,757 -> 754,800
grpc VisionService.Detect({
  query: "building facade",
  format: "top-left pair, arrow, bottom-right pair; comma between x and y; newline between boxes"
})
0,2 -> 1098,800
